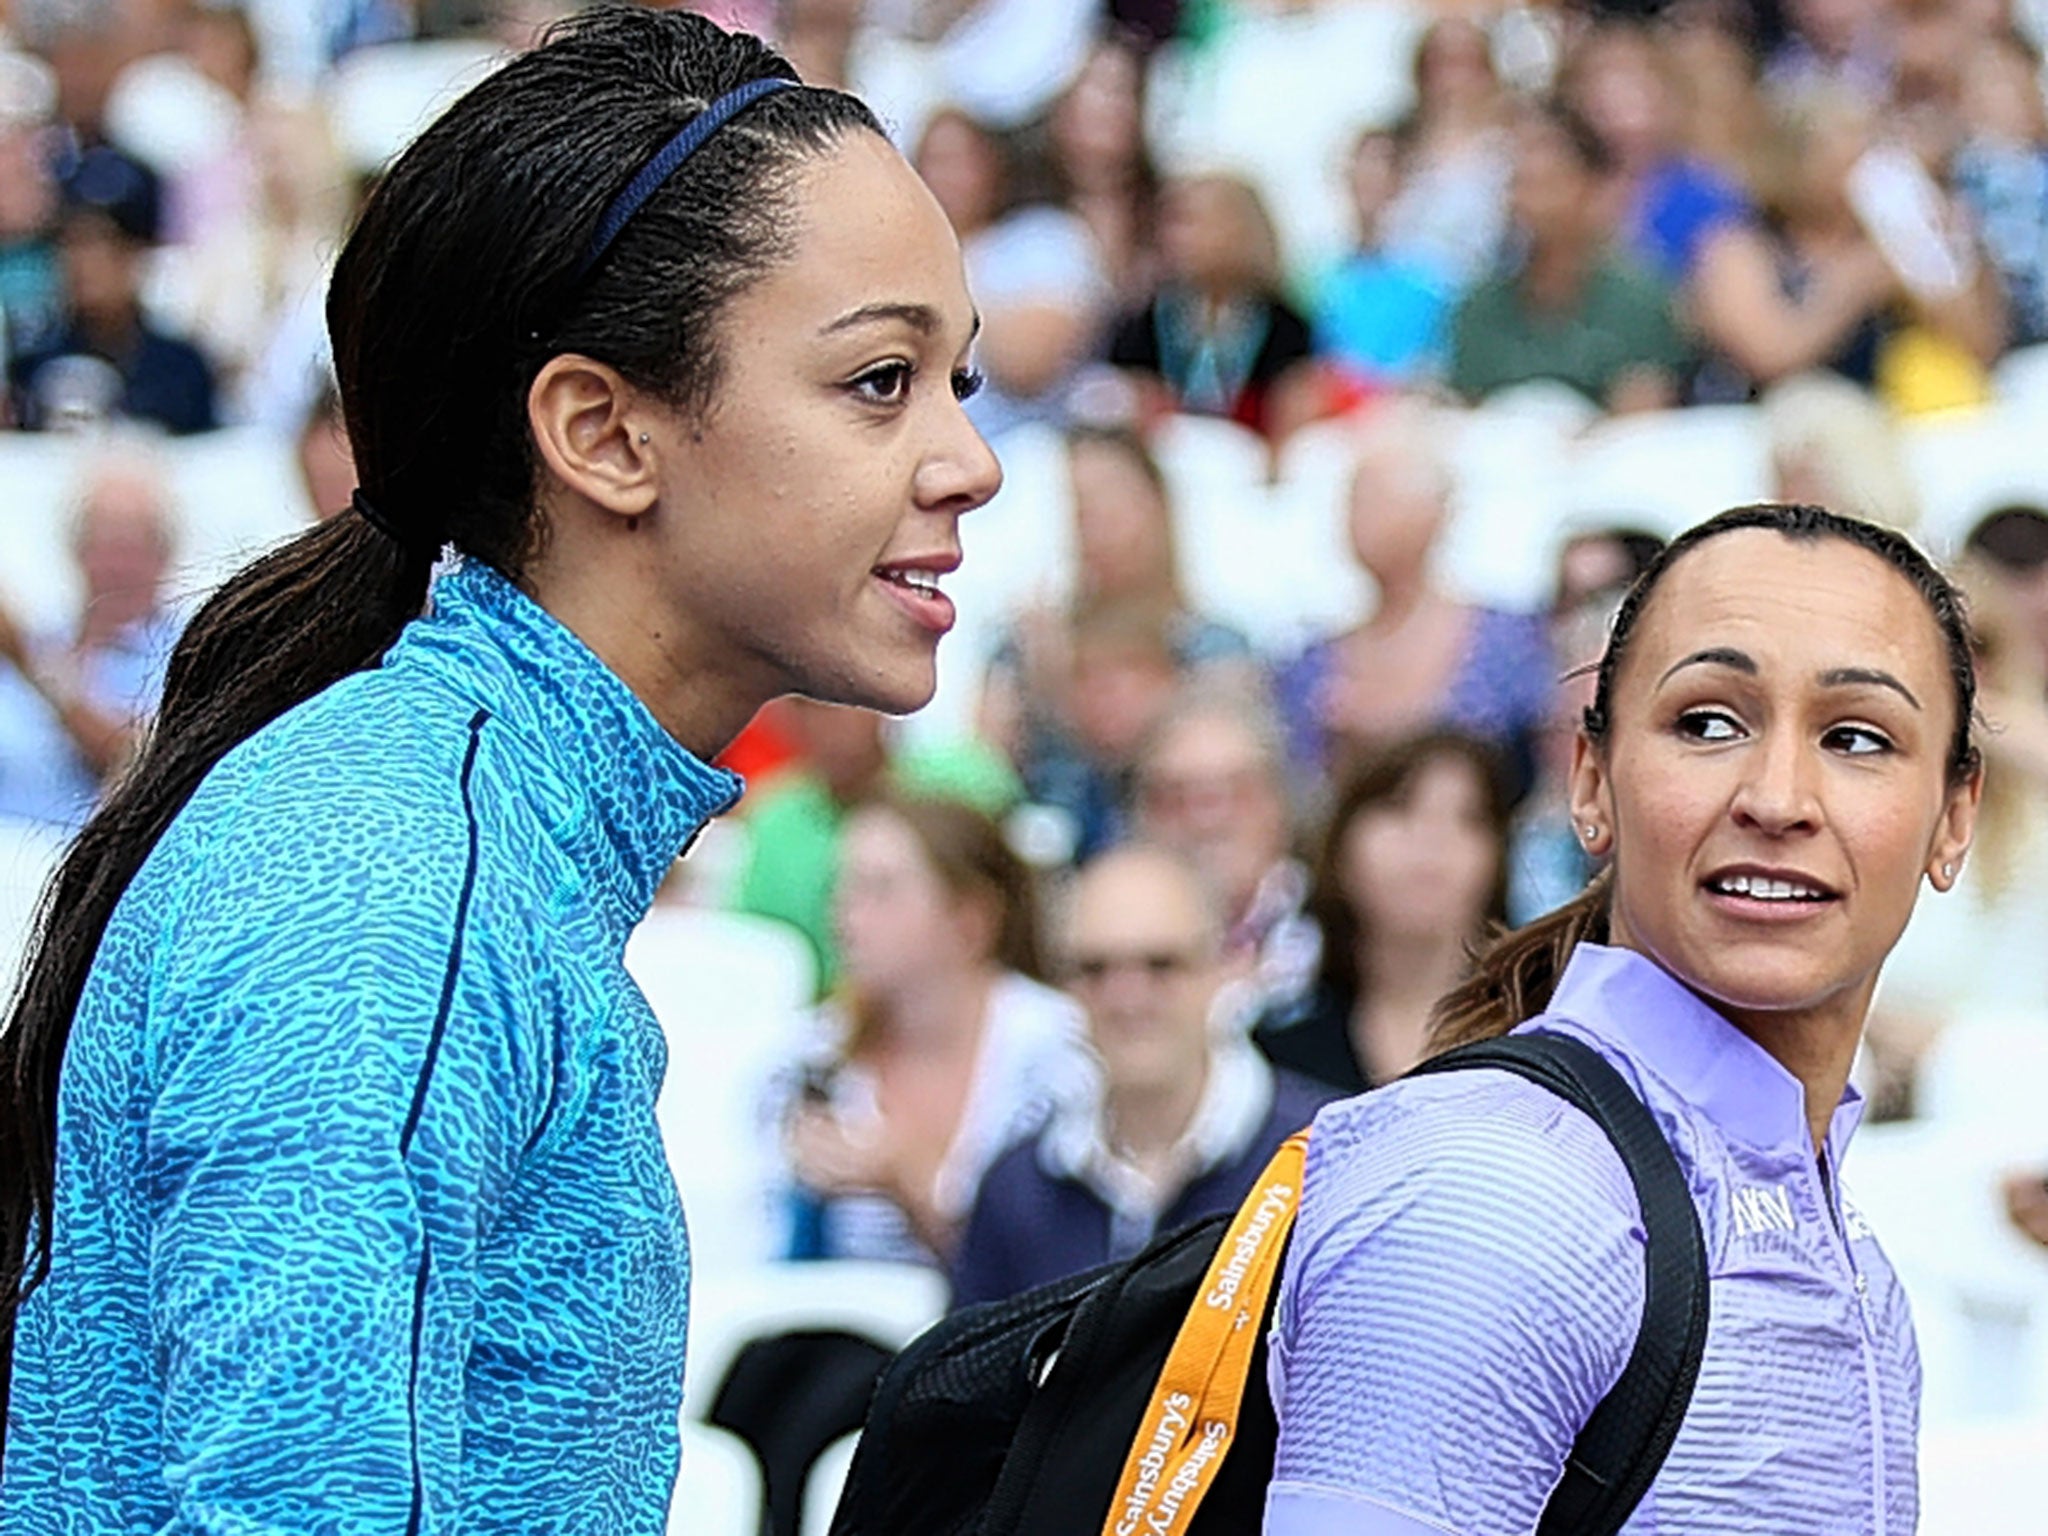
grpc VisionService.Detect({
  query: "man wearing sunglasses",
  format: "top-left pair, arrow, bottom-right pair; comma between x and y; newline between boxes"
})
949,844 -> 1333,1306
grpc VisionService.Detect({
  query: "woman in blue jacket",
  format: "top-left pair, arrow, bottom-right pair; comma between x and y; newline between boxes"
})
0,9 -> 998,1532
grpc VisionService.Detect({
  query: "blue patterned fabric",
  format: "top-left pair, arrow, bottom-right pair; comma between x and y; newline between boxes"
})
1265,943 -> 1918,1535
2,560 -> 742,1533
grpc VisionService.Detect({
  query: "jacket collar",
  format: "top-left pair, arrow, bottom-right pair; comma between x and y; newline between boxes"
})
1542,942 -> 1866,1161
395,560 -> 743,937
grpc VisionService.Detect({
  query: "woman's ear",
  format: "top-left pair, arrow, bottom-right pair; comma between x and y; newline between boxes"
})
1926,766 -> 1984,892
527,354 -> 660,520
1567,731 -> 1614,860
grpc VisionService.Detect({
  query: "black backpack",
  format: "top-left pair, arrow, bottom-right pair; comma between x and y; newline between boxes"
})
826,1032 -> 1710,1536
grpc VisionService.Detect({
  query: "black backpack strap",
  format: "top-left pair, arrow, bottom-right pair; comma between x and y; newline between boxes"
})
1406,1032 -> 1709,1536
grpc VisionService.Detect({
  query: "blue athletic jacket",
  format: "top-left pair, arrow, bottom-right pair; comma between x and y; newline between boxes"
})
1,560 -> 742,1533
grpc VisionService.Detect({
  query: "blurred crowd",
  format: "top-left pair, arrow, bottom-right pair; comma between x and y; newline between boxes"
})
3,0 -> 2048,1313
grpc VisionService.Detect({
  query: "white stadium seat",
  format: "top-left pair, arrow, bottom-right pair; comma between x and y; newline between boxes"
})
627,906 -> 818,1274
801,1431 -> 861,1536
1903,405 -> 2048,558
671,1420 -> 767,1536
1560,406 -> 1773,537
0,817 -> 64,998
1918,1417 -> 2048,1535
1846,1118 -> 2048,1427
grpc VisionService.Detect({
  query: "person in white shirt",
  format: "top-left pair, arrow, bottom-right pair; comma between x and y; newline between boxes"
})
782,793 -> 1090,1265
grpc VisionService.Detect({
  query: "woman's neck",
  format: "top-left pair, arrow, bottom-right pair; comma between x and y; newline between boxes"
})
1605,918 -> 1873,1156
781,18 -> 856,87
874,963 -> 997,1055
1721,991 -> 1873,1156
1523,235 -> 1598,309
1356,928 -> 1470,1063
1106,1057 -> 1211,1173
1362,574 -> 1438,632
76,591 -> 153,650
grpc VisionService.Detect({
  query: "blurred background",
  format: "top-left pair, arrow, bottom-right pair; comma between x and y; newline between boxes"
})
0,0 -> 2045,1530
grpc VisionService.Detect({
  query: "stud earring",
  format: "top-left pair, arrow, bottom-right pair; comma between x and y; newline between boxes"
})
1582,824 -> 1599,843
1943,862 -> 1956,880
638,431 -> 650,444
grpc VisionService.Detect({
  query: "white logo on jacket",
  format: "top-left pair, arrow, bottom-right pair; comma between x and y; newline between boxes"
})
1732,1184 -> 1798,1237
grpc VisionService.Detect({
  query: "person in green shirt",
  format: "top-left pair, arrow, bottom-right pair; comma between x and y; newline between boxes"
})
732,697 -> 1021,994
1448,101 -> 1689,413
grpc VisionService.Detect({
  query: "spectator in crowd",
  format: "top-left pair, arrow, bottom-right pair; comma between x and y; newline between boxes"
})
2005,1170 -> 2048,1249
22,1 -> 154,141
1131,687 -> 1317,1022
733,698 -> 1020,992
1950,30 -> 2048,350
1766,0 -> 1898,106
0,454 -> 181,829
1254,731 -> 1510,1096
1692,97 -> 2003,408
1962,502 -> 2048,669
1310,121 -> 1452,392
1106,171 -> 1317,441
295,378 -> 355,520
1664,9 -> 1777,190
1507,525 -> 1664,924
1273,423 -> 1554,798
1447,100 -> 1689,412
1863,522 -> 2048,1113
9,144 -> 217,433
1560,17 -> 1752,288
1763,370 -> 1923,532
0,48 -> 64,372
1042,33 -> 1159,307
781,795 -> 1089,1266
978,425 -> 1254,857
777,0 -> 864,88
1890,0 -> 1973,166
951,842 -> 1333,1305
914,104 -> 1108,439
123,3 -> 351,403
1379,14 -> 1512,292
1018,598 -> 1183,861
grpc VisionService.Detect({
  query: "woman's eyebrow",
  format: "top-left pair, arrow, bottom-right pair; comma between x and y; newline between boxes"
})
819,302 -> 983,341
1655,648 -> 1923,710
1819,667 -> 1921,710
1657,647 -> 1755,688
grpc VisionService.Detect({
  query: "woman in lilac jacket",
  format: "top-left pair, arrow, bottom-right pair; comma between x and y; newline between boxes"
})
1268,503 -> 1982,1534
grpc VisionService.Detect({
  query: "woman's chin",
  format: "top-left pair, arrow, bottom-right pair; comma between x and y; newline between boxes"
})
1672,951 -> 1867,1029
811,657 -> 938,719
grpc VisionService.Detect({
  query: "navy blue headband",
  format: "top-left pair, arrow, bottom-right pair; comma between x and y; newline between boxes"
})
575,76 -> 799,280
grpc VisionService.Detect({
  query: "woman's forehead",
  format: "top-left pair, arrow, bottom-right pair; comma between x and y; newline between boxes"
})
1627,530 -> 1950,688
765,133 -> 975,336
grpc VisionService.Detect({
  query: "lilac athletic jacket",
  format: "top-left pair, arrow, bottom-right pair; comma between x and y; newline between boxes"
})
1266,942 -> 1917,1535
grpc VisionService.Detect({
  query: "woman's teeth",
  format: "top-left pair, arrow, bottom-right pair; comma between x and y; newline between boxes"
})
1710,874 -> 1828,901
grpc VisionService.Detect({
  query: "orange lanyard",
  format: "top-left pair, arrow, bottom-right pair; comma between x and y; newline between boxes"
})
1101,1132 -> 1309,1536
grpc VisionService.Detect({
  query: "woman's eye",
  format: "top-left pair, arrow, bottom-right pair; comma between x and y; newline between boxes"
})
1825,724 -> 1894,756
952,367 -> 986,403
853,362 -> 914,404
1677,709 -> 1744,743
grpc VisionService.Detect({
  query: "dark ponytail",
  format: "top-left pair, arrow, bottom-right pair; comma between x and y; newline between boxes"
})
1429,502 -> 1981,1049
1,5 -> 881,1385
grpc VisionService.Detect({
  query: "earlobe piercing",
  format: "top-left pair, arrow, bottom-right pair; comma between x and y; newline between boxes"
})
1582,824 -> 1599,843
1943,862 -> 1956,880
638,432 -> 650,444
